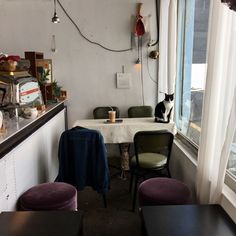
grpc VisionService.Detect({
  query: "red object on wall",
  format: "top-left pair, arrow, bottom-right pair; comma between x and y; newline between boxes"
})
135,3 -> 145,36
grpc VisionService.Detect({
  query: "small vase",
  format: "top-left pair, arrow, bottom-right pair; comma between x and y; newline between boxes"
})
23,107 -> 38,119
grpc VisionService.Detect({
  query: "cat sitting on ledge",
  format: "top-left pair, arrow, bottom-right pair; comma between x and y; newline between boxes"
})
154,93 -> 174,123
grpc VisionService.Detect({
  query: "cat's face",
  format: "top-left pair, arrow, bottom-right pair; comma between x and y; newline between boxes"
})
164,93 -> 174,102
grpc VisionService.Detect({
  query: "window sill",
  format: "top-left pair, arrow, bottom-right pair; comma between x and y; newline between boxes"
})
221,185 -> 236,223
225,170 -> 236,193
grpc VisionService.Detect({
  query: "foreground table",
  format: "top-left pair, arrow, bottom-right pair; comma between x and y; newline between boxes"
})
141,204 -> 236,236
0,211 -> 83,236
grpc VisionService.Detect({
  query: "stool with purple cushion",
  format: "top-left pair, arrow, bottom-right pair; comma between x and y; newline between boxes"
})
18,182 -> 77,211
138,177 -> 191,206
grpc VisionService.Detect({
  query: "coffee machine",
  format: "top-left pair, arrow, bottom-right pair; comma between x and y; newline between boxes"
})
0,71 -> 43,118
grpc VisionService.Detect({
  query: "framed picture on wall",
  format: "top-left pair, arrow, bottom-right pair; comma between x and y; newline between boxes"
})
36,59 -> 52,83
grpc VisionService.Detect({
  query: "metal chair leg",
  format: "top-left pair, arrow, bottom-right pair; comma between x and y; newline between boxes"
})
167,168 -> 171,178
129,170 -> 134,192
132,175 -> 138,212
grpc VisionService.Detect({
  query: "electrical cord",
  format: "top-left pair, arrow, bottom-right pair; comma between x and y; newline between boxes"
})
146,47 -> 158,84
57,0 -> 132,52
148,0 -> 159,47
140,37 -> 145,106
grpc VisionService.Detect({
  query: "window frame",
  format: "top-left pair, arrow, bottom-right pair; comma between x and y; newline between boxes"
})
225,170 -> 236,193
175,0 -> 209,148
175,0 -> 236,196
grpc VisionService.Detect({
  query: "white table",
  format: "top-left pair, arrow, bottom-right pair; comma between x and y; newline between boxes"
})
73,118 -> 176,174
73,118 -> 176,144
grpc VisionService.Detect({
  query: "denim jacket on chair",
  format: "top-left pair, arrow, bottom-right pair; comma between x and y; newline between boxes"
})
56,126 -> 110,194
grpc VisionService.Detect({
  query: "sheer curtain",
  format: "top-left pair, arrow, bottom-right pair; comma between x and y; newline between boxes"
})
196,0 -> 236,203
158,0 -> 177,101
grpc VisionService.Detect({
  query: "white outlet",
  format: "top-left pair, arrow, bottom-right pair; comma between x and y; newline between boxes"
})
116,73 -> 131,89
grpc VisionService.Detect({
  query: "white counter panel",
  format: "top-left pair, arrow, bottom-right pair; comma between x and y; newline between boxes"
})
0,109 -> 65,211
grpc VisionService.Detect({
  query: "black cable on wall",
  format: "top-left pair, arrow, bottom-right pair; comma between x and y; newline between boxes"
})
57,0 -> 132,53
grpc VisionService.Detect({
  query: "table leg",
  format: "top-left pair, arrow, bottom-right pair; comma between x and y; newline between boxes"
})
120,143 -> 130,180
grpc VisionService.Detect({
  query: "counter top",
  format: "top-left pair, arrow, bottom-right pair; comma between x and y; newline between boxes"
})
0,102 -> 65,158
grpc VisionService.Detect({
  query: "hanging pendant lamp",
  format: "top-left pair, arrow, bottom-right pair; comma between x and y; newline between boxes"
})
52,0 -> 60,23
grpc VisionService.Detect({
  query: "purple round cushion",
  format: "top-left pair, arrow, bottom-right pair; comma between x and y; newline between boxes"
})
19,182 -> 77,211
138,177 -> 191,206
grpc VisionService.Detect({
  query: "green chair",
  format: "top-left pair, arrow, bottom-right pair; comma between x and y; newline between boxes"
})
127,106 -> 153,178
128,106 -> 153,118
93,106 -> 121,176
93,106 -> 120,119
130,130 -> 174,211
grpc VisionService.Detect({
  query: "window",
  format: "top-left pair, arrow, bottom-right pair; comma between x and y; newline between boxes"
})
227,132 -> 236,178
175,0 -> 210,146
225,131 -> 236,192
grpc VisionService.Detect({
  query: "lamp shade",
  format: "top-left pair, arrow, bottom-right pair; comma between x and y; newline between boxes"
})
135,58 -> 142,70
52,12 -> 60,23
52,0 -> 60,23
149,50 -> 159,59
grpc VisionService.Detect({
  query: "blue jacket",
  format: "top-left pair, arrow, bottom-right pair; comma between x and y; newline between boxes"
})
56,126 -> 110,193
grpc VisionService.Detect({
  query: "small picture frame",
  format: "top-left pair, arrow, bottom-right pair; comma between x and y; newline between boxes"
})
36,59 -> 52,83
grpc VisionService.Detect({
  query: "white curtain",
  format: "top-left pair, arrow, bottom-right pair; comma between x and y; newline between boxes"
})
196,1 -> 236,204
158,0 -> 177,101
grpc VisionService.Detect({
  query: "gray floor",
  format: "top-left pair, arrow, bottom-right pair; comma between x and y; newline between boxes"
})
77,158 -> 142,236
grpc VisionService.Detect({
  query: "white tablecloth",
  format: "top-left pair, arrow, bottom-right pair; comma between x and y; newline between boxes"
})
73,118 -> 176,144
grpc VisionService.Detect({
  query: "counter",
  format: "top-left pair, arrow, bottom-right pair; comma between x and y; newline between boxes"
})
0,102 -> 65,159
0,101 -> 66,211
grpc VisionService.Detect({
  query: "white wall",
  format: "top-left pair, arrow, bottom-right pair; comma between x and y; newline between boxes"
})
0,0 -> 158,126
170,140 -> 197,203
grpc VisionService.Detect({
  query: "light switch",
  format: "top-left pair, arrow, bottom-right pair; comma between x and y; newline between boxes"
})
116,73 -> 131,89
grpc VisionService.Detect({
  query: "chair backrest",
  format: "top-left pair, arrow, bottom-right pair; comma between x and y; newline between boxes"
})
134,130 -> 174,167
93,106 -> 120,119
57,127 -> 110,194
128,106 -> 153,118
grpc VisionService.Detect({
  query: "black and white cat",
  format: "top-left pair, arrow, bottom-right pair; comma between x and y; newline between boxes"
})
154,93 -> 174,123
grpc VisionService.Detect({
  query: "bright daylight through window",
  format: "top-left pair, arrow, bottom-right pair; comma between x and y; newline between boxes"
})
176,0 -> 236,182
175,0 -> 210,146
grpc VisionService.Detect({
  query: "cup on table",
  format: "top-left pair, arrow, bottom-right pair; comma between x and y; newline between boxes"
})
108,110 -> 116,123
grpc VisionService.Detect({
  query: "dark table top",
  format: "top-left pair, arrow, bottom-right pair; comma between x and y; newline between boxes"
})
141,204 -> 236,236
0,211 -> 83,236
